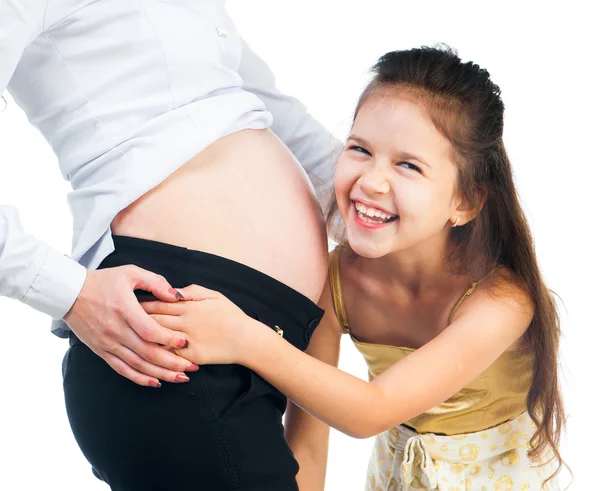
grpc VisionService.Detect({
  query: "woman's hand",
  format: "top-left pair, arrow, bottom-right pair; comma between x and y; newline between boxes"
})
64,266 -> 196,387
141,284 -> 261,365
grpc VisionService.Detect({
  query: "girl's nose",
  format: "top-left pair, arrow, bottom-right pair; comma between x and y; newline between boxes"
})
359,168 -> 390,196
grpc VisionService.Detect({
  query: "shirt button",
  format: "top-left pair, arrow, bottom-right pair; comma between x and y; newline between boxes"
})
215,28 -> 228,38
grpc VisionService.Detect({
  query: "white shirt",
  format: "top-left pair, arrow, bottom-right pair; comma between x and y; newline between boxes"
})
0,0 -> 337,336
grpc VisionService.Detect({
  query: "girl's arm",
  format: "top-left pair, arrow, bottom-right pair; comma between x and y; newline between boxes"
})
285,280 -> 342,491
144,279 -> 532,439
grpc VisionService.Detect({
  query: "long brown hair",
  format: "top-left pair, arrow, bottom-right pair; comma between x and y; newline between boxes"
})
328,46 -> 565,481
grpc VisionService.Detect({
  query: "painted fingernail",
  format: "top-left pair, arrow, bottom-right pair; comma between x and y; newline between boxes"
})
176,338 -> 188,349
148,380 -> 161,388
185,364 -> 199,372
174,374 -> 190,383
168,288 -> 178,297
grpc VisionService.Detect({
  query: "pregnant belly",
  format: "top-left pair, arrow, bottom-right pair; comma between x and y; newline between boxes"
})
111,129 -> 329,302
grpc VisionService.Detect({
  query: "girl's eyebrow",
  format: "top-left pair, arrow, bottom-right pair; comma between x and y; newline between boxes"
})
347,135 -> 431,169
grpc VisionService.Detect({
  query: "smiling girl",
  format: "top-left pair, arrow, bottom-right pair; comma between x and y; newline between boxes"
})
144,46 -> 564,490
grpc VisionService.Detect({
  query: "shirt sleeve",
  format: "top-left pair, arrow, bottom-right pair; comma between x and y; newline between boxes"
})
1,0 -> 88,320
237,38 -> 342,211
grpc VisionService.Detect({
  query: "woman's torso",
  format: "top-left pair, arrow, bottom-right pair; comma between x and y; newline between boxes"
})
329,246 -> 534,434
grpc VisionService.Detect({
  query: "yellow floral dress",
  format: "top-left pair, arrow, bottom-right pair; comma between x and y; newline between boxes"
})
366,412 -> 558,491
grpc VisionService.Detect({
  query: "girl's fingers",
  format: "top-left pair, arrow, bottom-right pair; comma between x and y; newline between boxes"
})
141,300 -> 185,316
178,284 -> 221,301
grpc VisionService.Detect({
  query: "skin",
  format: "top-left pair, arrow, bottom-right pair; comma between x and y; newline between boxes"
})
144,93 -> 533,489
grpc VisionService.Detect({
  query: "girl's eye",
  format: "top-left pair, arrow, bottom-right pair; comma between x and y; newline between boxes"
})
349,145 -> 371,156
398,161 -> 421,173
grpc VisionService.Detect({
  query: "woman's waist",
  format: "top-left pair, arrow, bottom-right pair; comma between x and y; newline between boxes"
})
111,129 -> 328,302
97,235 -> 324,352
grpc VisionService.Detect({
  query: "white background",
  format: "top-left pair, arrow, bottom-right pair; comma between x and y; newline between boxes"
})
0,1 -> 597,489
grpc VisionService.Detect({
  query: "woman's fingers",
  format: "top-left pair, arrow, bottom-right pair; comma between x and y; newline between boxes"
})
125,265 -> 180,303
149,313 -> 182,331
118,323 -> 198,373
101,351 -> 163,388
107,344 -> 195,384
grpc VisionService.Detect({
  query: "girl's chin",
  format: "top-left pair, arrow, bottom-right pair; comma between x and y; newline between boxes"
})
346,237 -> 388,259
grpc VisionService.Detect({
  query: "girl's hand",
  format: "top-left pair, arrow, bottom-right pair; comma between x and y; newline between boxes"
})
141,285 -> 258,366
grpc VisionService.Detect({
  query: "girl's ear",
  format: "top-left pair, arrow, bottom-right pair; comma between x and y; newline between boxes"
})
452,186 -> 487,226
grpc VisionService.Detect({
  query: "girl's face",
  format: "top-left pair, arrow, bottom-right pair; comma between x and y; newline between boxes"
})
335,93 -> 465,259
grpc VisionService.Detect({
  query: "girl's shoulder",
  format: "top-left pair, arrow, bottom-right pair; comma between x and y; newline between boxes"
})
452,266 -> 534,337
478,266 -> 533,308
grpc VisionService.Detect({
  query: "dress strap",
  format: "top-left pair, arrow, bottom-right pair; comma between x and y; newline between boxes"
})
447,281 -> 479,325
447,268 -> 497,325
328,247 -> 351,333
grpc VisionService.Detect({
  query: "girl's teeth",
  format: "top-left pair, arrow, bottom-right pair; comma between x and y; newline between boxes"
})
355,202 -> 393,220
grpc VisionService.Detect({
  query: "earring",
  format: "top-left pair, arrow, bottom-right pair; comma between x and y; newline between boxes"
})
452,218 -> 460,227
